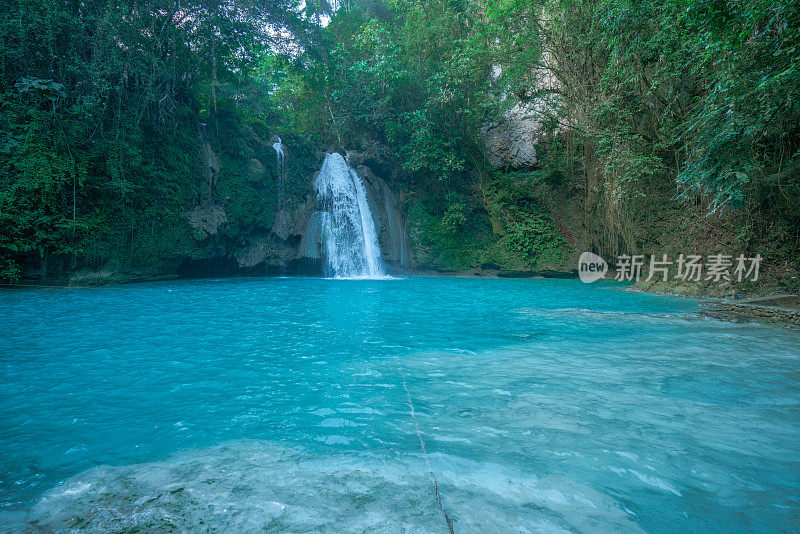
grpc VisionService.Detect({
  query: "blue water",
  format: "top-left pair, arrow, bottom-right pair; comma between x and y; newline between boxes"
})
1,277 -> 799,532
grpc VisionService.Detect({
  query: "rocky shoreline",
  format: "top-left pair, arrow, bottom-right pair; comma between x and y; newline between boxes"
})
697,295 -> 800,326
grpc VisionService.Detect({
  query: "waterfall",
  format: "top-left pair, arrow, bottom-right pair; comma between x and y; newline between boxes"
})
273,136 -> 285,206
314,153 -> 385,278
270,136 -> 290,274
272,137 -> 284,168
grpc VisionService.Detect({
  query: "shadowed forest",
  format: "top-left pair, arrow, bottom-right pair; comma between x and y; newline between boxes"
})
2,0 -> 798,294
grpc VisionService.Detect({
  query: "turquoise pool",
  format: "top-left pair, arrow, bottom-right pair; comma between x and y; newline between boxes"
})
1,277 -> 798,531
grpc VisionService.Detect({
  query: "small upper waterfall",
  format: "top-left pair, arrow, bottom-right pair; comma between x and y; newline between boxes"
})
272,136 -> 284,167
273,136 -> 286,205
270,136 -> 290,274
314,153 -> 385,278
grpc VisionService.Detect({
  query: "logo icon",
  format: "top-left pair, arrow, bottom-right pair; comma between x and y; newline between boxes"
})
578,252 -> 608,283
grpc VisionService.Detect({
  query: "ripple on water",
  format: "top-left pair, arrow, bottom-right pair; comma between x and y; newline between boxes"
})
1,277 -> 799,533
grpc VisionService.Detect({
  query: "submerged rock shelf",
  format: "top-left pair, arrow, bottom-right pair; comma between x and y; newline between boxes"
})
702,294 -> 800,325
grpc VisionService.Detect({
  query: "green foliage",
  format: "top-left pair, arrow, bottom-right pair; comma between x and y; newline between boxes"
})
483,172 -> 568,270
407,193 -> 495,271
2,0 -> 797,284
275,0 -> 566,272
440,193 -> 469,235
675,0 -> 800,212
406,170 -> 568,272
522,0 -> 800,265
0,0 -> 312,282
274,0 -> 493,188
502,209 -> 567,270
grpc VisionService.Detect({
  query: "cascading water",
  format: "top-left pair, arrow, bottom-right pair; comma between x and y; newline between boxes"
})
271,136 -> 289,274
273,136 -> 285,207
314,153 -> 385,278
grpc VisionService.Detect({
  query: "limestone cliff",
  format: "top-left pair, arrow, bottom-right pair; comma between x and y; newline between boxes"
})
480,63 -> 560,169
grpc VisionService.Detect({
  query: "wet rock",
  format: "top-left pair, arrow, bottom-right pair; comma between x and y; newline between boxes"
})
355,165 -> 411,268
235,238 -> 268,268
200,137 -> 220,186
246,158 -> 265,182
703,299 -> 800,326
298,211 -> 323,260
185,203 -> 226,239
272,209 -> 293,240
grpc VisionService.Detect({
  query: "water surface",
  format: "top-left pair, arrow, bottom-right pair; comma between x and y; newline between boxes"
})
1,277 -> 798,532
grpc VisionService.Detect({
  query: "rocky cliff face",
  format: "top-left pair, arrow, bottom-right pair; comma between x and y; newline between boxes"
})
481,103 -> 542,168
480,63 -> 560,169
354,164 -> 410,269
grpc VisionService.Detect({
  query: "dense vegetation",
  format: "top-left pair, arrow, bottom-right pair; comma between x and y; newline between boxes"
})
2,0 -> 799,291
0,0 -> 319,282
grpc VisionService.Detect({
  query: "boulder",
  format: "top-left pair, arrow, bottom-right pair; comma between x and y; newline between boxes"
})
185,203 -> 226,239
481,62 -> 560,168
481,103 -> 540,168
235,238 -> 268,268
